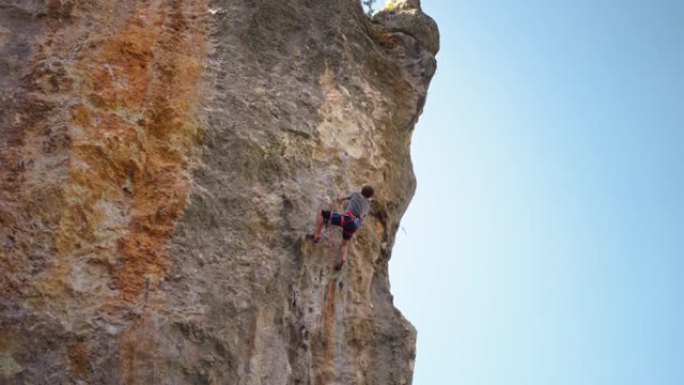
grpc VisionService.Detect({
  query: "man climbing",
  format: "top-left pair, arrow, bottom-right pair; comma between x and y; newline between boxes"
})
307,186 -> 374,271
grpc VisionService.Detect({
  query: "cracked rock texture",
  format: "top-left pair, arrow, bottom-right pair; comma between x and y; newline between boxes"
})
0,0 -> 438,384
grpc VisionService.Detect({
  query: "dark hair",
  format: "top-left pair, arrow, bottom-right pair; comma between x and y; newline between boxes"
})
361,185 -> 374,198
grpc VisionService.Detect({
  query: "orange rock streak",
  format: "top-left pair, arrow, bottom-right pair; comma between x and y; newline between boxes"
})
313,279 -> 338,385
50,0 -> 206,304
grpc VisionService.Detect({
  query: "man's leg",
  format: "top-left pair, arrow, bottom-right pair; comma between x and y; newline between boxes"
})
335,239 -> 349,270
339,238 -> 349,261
313,210 -> 325,239
310,211 -> 334,241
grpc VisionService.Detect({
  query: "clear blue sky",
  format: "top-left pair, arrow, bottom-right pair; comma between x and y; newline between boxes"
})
388,1 -> 684,384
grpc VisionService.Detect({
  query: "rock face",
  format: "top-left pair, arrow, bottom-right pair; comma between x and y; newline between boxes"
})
0,0 -> 438,384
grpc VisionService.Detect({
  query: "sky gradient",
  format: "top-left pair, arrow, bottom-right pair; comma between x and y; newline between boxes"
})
388,1 -> 684,384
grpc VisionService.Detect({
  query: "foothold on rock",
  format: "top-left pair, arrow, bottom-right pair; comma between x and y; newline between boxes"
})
0,355 -> 23,380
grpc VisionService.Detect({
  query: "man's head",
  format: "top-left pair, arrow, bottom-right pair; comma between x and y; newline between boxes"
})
361,185 -> 374,199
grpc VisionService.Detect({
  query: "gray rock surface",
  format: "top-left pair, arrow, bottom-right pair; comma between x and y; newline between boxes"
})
0,0 -> 438,384
374,0 -> 440,55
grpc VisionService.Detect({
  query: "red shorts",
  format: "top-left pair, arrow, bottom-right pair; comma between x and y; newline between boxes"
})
322,210 -> 361,240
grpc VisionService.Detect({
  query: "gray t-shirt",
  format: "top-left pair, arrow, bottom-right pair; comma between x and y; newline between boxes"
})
345,192 -> 370,218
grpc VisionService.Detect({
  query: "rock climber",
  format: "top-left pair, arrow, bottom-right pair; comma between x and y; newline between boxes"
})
307,185 -> 374,271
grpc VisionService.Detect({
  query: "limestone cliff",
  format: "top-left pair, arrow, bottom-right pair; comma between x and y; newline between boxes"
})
0,0 -> 438,384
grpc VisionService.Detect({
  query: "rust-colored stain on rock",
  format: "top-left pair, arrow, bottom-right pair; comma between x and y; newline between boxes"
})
313,279 -> 338,385
122,315 -> 160,384
67,339 -> 93,383
36,1 -> 207,304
